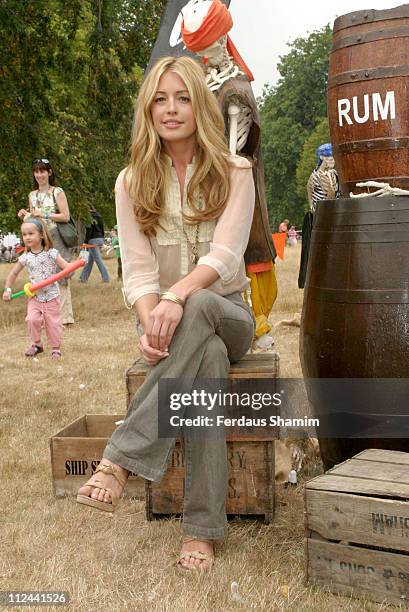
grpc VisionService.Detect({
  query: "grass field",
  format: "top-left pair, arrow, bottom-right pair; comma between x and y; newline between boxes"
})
0,245 -> 385,611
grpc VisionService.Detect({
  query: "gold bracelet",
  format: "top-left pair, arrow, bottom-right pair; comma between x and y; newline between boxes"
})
160,291 -> 185,307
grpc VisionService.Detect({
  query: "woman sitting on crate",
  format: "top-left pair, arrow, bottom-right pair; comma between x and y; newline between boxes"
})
77,56 -> 255,571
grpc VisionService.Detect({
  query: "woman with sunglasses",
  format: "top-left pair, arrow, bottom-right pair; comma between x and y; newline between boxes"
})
17,159 -> 75,325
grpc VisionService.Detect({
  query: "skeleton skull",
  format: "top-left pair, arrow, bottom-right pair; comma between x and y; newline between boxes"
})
182,1 -> 226,66
320,156 -> 335,171
182,0 -> 213,32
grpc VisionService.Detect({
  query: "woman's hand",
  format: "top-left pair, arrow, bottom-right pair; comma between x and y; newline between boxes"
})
17,208 -> 28,220
138,333 -> 169,367
31,209 -> 44,218
2,290 -> 11,302
146,300 -> 183,351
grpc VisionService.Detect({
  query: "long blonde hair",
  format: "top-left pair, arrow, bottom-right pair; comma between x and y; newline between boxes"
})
125,56 -> 231,235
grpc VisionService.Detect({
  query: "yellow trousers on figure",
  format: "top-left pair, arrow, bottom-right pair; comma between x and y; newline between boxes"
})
245,265 -> 278,338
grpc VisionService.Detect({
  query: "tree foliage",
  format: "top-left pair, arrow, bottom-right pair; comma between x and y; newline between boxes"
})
0,0 -> 165,232
295,117 -> 330,208
260,26 -> 332,229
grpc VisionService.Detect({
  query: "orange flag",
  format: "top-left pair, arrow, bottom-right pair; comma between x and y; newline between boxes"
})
272,233 -> 286,260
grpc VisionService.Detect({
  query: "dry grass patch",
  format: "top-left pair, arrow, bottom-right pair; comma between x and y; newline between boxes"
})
0,253 -> 383,610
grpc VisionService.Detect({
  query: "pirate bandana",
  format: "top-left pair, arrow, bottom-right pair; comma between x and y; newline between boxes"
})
182,0 -> 254,81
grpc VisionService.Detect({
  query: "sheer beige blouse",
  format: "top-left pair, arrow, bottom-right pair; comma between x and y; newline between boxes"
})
115,155 -> 255,307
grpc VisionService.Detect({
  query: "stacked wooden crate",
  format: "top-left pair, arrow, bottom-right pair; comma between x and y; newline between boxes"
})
50,352 -> 279,523
126,353 -> 279,523
305,449 -> 409,605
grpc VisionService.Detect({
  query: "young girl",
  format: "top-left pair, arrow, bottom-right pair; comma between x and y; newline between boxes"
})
287,225 -> 298,246
17,158 -> 75,326
77,56 -> 255,571
2,218 -> 70,358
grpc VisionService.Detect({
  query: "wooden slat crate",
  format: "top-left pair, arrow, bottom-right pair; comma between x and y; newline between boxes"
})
305,449 -> 409,605
126,353 -> 280,405
126,352 -> 280,522
50,414 -> 145,498
126,352 -> 280,441
146,438 -> 275,523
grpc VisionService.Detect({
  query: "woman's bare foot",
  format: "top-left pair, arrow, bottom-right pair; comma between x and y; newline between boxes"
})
77,460 -> 128,505
178,539 -> 214,571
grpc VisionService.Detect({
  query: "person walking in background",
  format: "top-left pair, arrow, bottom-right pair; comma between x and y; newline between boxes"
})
79,206 -> 110,283
111,225 -> 122,281
278,219 -> 289,233
2,218 -> 70,358
287,225 -> 297,246
17,158 -> 75,326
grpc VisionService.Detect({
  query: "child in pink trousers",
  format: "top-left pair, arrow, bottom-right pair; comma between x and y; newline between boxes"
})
2,217 -> 70,358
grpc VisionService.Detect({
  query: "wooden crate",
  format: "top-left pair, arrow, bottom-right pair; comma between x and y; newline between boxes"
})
50,414 -> 145,498
126,352 -> 280,440
305,449 -> 409,605
126,352 -> 279,523
126,353 -> 280,406
146,438 -> 275,522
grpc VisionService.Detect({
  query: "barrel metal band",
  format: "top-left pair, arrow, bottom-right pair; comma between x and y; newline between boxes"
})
333,6 -> 409,32
328,65 -> 409,88
316,210 -> 409,227
334,138 -> 409,154
308,285 -> 409,304
332,25 -> 409,51
316,194 -> 409,213
311,229 -> 409,244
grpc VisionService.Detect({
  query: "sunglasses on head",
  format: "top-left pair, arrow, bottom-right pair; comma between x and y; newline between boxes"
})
33,158 -> 50,165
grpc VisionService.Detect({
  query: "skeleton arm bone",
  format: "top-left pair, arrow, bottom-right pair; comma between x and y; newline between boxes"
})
350,181 -> 409,198
228,104 -> 240,154
228,103 -> 252,154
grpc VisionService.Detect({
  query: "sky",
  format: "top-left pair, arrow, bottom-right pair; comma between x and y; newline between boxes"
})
229,0 -> 401,97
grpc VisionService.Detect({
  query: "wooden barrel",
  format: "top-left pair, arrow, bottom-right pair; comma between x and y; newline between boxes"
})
300,195 -> 409,469
328,5 -> 409,196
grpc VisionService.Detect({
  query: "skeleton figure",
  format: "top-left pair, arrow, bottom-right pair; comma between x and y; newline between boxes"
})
307,143 -> 339,213
299,144 -> 339,289
182,1 -> 253,153
182,0 -> 277,351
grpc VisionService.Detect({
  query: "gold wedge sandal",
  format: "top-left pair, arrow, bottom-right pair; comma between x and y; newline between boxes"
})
177,538 -> 215,572
76,462 -> 128,513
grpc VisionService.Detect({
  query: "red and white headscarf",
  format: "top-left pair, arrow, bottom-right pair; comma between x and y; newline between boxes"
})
182,0 -> 254,81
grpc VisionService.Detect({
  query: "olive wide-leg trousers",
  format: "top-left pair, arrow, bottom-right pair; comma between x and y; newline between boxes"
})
104,289 -> 255,539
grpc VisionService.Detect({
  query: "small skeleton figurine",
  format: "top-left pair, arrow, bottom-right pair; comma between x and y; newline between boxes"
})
299,144 -> 338,289
182,0 -> 277,351
307,143 -> 339,213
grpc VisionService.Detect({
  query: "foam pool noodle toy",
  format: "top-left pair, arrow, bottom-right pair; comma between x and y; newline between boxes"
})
11,259 -> 85,299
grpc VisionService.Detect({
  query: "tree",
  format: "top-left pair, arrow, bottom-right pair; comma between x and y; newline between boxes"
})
260,25 -> 332,228
0,0 -> 165,232
295,117 -> 331,210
